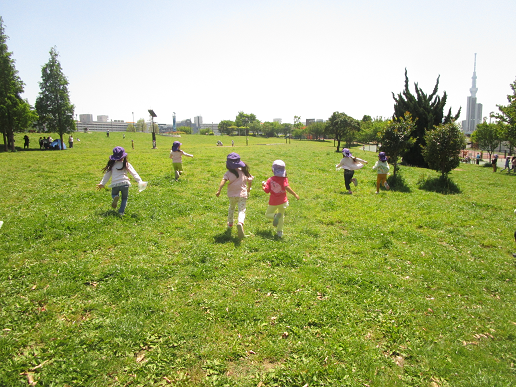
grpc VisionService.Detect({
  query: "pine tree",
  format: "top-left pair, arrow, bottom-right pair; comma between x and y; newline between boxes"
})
35,47 -> 75,149
0,17 -> 35,152
392,69 -> 460,167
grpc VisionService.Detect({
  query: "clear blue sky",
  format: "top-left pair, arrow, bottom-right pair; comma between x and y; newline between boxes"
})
3,0 -> 515,125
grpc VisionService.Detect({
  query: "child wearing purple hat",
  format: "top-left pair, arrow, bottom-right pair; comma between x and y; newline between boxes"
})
335,148 -> 368,194
170,141 -> 193,181
372,152 -> 390,194
262,160 -> 300,237
215,153 -> 254,238
96,146 -> 144,215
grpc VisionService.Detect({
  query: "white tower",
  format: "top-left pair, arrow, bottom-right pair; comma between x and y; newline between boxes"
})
462,54 -> 483,135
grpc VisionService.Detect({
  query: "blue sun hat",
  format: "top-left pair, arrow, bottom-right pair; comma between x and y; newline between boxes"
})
342,148 -> 352,157
272,160 -> 286,177
110,146 -> 127,161
226,152 -> 246,169
172,141 -> 182,151
379,152 -> 387,162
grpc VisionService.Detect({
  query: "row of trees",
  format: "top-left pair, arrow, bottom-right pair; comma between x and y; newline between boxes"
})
471,78 -> 516,159
1,17 -> 75,151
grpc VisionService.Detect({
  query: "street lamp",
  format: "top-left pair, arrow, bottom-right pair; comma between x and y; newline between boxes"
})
149,109 -> 157,148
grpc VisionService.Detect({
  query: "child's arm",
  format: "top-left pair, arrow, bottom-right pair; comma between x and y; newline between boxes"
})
372,161 -> 378,170
215,178 -> 227,197
354,157 -> 368,164
127,163 -> 143,183
247,176 -> 254,194
286,186 -> 300,200
183,151 -> 194,158
262,178 -> 271,193
97,170 -> 112,189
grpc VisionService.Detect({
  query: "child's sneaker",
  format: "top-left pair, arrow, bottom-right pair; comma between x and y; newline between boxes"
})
111,195 -> 119,209
384,182 -> 390,190
273,213 -> 282,227
352,178 -> 358,186
237,223 -> 245,238
276,231 -> 283,237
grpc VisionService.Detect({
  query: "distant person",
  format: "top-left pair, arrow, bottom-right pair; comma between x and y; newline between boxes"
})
131,139 -> 134,149
232,140 -> 234,147
476,153 -> 480,165
106,130 -> 109,137
215,153 -> 253,239
372,152 -> 390,194
123,134 -> 125,139
39,137 -> 43,149
169,141 -> 193,181
335,148 -> 368,194
68,135 -> 74,148
492,154 -> 499,172
96,146 -> 144,216
23,135 -> 29,149
512,156 -> 516,172
262,160 -> 299,238
502,156 -> 510,172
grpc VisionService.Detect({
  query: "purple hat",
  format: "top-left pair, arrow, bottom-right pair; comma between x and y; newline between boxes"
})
342,148 -> 352,157
172,141 -> 182,151
110,146 -> 127,161
379,152 -> 387,162
272,160 -> 286,177
226,152 -> 246,169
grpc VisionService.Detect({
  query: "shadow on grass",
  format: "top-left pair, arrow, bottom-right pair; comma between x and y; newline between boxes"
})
417,175 -> 461,194
387,174 -> 411,193
254,228 -> 283,241
213,227 -> 242,246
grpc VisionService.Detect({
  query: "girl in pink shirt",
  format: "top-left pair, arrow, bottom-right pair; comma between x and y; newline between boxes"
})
262,160 -> 300,238
170,141 -> 193,181
215,153 -> 254,238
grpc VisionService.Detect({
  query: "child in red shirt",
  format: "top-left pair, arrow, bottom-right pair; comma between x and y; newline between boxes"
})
262,160 -> 299,237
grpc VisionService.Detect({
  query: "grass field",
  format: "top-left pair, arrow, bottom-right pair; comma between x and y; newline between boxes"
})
1,132 -> 515,386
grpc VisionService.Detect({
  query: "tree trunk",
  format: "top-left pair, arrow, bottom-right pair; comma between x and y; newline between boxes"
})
2,132 -> 6,152
60,134 -> 64,150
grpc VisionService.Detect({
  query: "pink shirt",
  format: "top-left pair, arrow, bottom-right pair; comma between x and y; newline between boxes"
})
263,176 -> 289,205
223,169 -> 253,198
170,150 -> 192,163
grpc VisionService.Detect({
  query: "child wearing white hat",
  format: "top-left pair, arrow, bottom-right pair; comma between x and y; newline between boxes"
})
262,160 -> 299,237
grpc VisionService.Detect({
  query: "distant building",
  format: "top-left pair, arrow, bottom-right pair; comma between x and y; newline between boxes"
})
76,114 -> 128,132
79,114 -> 93,123
316,119 -> 324,123
97,115 -> 108,122
462,54 -> 483,135
306,119 -> 315,126
273,118 -> 282,124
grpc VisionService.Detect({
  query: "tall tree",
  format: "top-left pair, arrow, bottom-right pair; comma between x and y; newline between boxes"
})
218,120 -> 234,135
327,111 -> 360,152
422,122 -> 466,178
379,112 -> 416,176
493,78 -> 516,149
35,47 -> 75,149
136,118 -> 147,132
471,121 -> 501,161
0,17 -> 35,151
393,69 -> 460,167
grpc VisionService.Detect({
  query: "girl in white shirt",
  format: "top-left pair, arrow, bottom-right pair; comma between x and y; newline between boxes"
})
96,146 -> 143,215
335,148 -> 367,194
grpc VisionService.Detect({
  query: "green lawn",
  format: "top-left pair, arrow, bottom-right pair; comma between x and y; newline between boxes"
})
1,132 -> 515,386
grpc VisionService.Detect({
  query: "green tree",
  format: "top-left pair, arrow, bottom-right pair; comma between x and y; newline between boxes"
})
235,112 -> 257,127
136,118 -> 147,132
393,69 -> 461,167
493,78 -> 516,150
218,120 -> 234,135
327,111 -> 360,151
126,123 -> 136,132
471,121 -> 501,161
262,121 -> 281,137
379,112 -> 416,176
422,122 -> 466,177
357,116 -> 386,144
306,121 -> 327,140
35,47 -> 75,149
0,17 -> 36,151
177,126 -> 191,134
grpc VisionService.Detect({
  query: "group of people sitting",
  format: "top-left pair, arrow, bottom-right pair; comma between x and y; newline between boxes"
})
39,136 -> 54,149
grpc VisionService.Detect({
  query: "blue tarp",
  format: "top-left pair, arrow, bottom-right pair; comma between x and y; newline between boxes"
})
50,139 -> 67,150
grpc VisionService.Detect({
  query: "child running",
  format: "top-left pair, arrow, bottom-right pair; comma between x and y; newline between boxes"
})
96,146 -> 144,216
170,141 -> 193,181
215,153 -> 254,238
372,151 -> 390,193
262,160 -> 300,238
335,148 -> 368,194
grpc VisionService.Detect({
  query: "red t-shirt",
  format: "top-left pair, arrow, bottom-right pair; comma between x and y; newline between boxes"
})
263,176 -> 289,205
